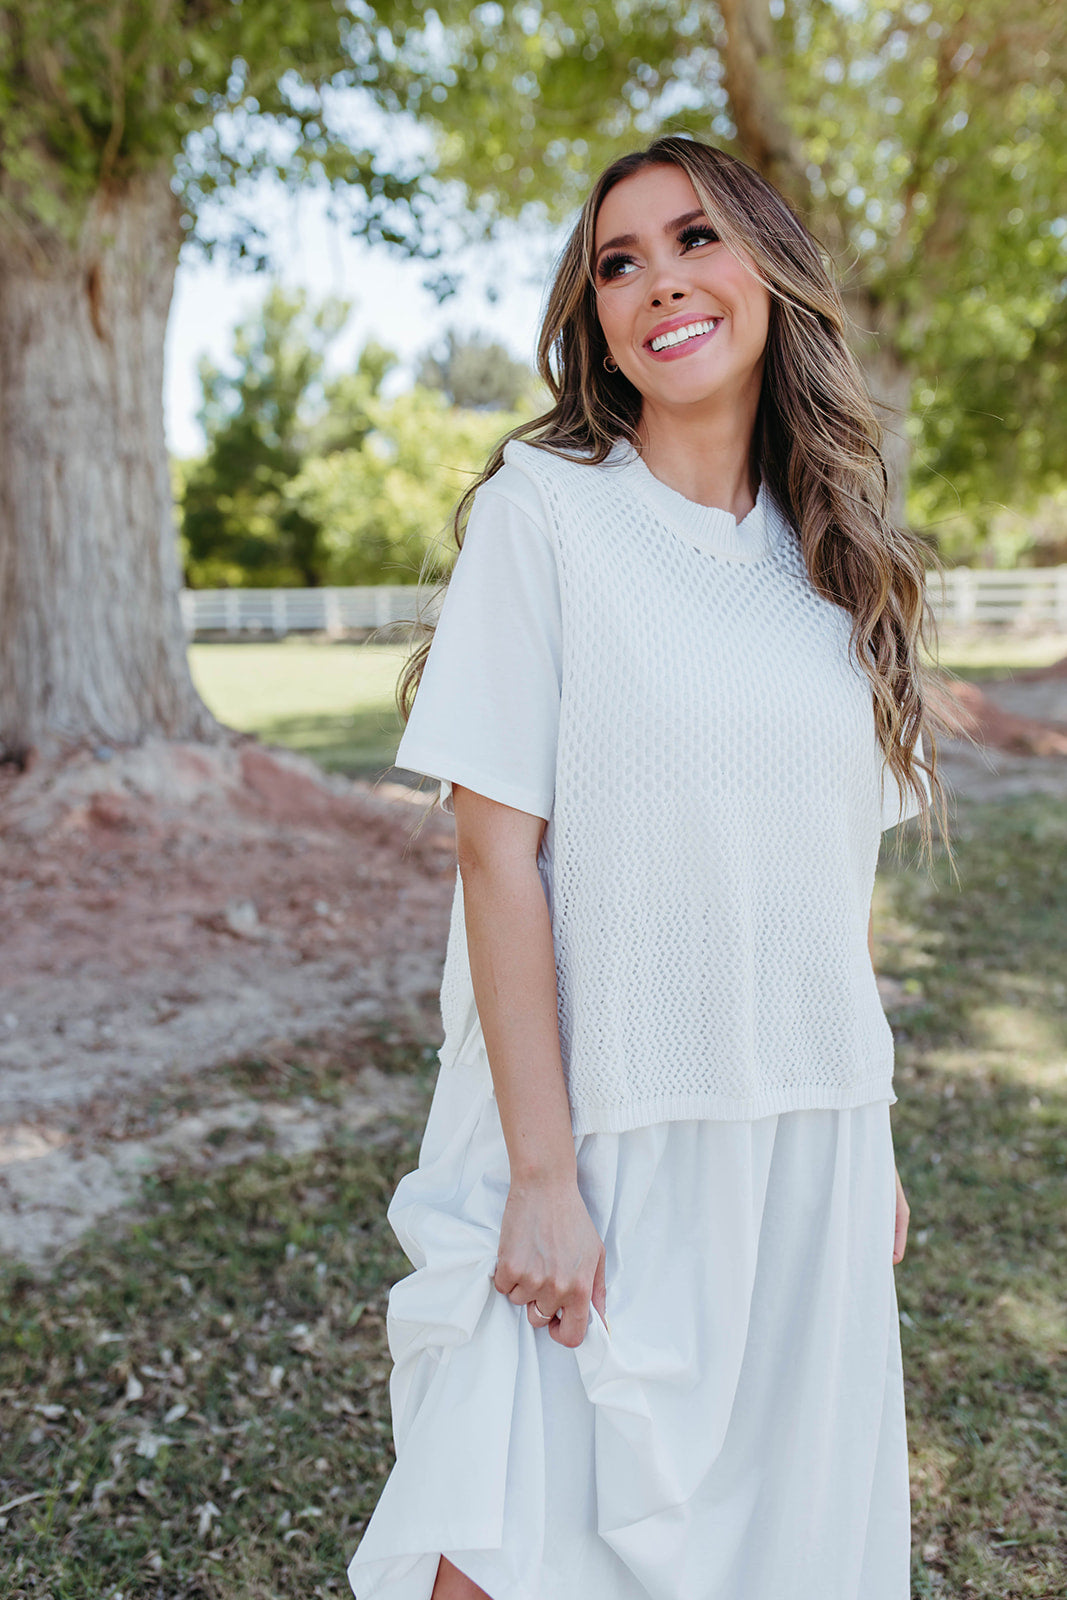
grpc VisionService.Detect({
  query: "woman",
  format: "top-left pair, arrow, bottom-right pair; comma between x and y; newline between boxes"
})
347,135 -> 952,1600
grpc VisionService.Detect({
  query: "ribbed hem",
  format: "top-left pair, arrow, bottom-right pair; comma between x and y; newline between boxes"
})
566,1074 -> 897,1136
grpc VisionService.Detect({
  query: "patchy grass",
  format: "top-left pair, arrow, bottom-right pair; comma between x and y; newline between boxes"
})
875,794 -> 1067,1597
0,1063 -> 434,1599
218,1022 -> 440,1107
2,799 -> 1065,1599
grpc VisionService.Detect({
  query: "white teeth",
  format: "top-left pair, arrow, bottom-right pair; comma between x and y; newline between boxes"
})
649,319 -> 719,353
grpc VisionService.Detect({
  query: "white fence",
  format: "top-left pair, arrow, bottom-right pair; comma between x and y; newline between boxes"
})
179,585 -> 441,638
181,567 -> 1067,640
932,567 -> 1067,630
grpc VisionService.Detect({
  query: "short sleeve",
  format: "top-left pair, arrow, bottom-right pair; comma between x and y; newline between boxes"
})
880,731 -> 931,831
394,471 -> 562,822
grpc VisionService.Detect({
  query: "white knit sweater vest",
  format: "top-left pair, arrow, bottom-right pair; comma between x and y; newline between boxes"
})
436,438 -> 904,1135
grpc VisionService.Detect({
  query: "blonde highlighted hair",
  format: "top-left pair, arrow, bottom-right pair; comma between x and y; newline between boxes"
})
399,135 -> 959,861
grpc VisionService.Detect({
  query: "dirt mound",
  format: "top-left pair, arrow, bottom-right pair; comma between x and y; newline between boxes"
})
1012,652 -> 1067,682
0,737 -> 455,1016
0,738 -> 457,1262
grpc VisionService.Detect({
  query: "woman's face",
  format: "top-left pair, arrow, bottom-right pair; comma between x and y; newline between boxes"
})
593,164 -> 771,418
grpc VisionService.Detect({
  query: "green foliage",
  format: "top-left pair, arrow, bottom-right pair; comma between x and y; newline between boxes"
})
417,327 -> 534,411
0,0 -> 433,255
4,0 -> 1065,541
181,284 -> 380,588
288,386 -> 527,585
179,284 -> 524,588
379,0 -> 1067,531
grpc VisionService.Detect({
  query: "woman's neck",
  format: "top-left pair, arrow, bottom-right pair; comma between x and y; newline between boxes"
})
635,395 -> 760,521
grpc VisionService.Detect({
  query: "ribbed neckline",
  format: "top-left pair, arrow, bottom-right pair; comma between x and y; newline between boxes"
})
604,439 -> 785,564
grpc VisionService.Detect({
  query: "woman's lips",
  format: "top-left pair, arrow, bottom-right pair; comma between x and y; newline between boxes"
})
643,319 -> 722,362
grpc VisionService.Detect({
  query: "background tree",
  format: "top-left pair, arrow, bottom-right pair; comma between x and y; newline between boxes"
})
416,328 -> 535,411
2,2 -> 1063,765
287,385 -> 529,585
0,0 -> 439,760
177,287 -> 528,588
181,286 -> 394,589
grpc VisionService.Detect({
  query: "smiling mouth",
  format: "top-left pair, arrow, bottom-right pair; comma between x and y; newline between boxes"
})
648,318 -> 721,353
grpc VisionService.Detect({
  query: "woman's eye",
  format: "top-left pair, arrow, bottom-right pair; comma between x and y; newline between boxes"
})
597,253 -> 637,282
680,225 -> 718,250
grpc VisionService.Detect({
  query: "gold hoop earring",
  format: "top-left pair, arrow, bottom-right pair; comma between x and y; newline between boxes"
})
603,354 -> 618,373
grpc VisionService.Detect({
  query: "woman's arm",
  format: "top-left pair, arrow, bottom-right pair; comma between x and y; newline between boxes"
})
452,782 -> 607,1346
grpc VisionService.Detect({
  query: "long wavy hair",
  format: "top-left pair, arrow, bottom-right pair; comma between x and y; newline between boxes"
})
398,135 -> 962,862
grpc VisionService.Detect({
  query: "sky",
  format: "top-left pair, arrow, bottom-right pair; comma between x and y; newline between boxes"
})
163,184 -> 568,458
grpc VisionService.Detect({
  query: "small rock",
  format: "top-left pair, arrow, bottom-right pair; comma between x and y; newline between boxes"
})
223,899 -> 262,939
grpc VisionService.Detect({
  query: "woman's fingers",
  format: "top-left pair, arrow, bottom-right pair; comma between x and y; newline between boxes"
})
551,1299 -> 587,1348
893,1164 -> 909,1264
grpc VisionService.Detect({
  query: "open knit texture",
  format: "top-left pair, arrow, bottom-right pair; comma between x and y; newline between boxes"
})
395,438 -> 927,1136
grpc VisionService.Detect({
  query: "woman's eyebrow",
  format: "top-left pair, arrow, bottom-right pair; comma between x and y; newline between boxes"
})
594,210 -> 711,265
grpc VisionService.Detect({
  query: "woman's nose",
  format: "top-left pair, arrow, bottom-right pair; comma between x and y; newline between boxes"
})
647,264 -> 687,310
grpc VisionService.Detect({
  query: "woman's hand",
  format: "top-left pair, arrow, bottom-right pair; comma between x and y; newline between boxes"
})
893,1164 -> 910,1264
493,1173 -> 607,1349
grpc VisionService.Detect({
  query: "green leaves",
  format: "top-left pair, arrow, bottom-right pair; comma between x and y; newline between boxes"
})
178,282 -> 531,588
0,1 -> 436,248
182,284 -> 358,588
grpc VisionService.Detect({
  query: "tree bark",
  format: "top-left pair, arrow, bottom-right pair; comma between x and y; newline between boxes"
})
718,0 -> 827,235
0,169 -> 219,760
843,290 -> 914,527
716,0 -> 914,523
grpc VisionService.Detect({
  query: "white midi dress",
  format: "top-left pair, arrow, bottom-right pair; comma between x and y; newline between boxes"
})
346,1040 -> 911,1600
348,456 -> 921,1600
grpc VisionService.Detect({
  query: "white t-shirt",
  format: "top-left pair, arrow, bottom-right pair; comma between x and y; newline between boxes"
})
395,440 -> 928,1133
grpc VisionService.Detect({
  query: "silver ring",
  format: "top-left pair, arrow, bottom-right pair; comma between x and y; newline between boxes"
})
532,1302 -> 557,1322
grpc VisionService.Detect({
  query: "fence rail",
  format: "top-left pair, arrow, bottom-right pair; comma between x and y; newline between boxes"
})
179,585 -> 440,638
181,567 -> 1067,639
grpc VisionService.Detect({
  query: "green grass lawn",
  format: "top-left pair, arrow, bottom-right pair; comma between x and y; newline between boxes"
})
189,641 -> 410,781
931,631 -> 1067,683
2,797 -> 1065,1597
189,632 -> 1067,782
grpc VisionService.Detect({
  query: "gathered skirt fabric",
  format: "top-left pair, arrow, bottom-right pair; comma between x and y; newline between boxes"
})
347,1044 -> 911,1600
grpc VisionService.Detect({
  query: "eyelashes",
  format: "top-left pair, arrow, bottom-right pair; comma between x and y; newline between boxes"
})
596,249 -> 633,282
595,222 -> 720,283
678,222 -> 719,249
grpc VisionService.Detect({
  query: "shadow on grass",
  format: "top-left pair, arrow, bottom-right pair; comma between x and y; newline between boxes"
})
253,707 -> 404,780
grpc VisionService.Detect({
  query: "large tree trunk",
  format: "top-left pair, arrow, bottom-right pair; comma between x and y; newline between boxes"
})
717,0 -> 916,526
0,169 -> 219,761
